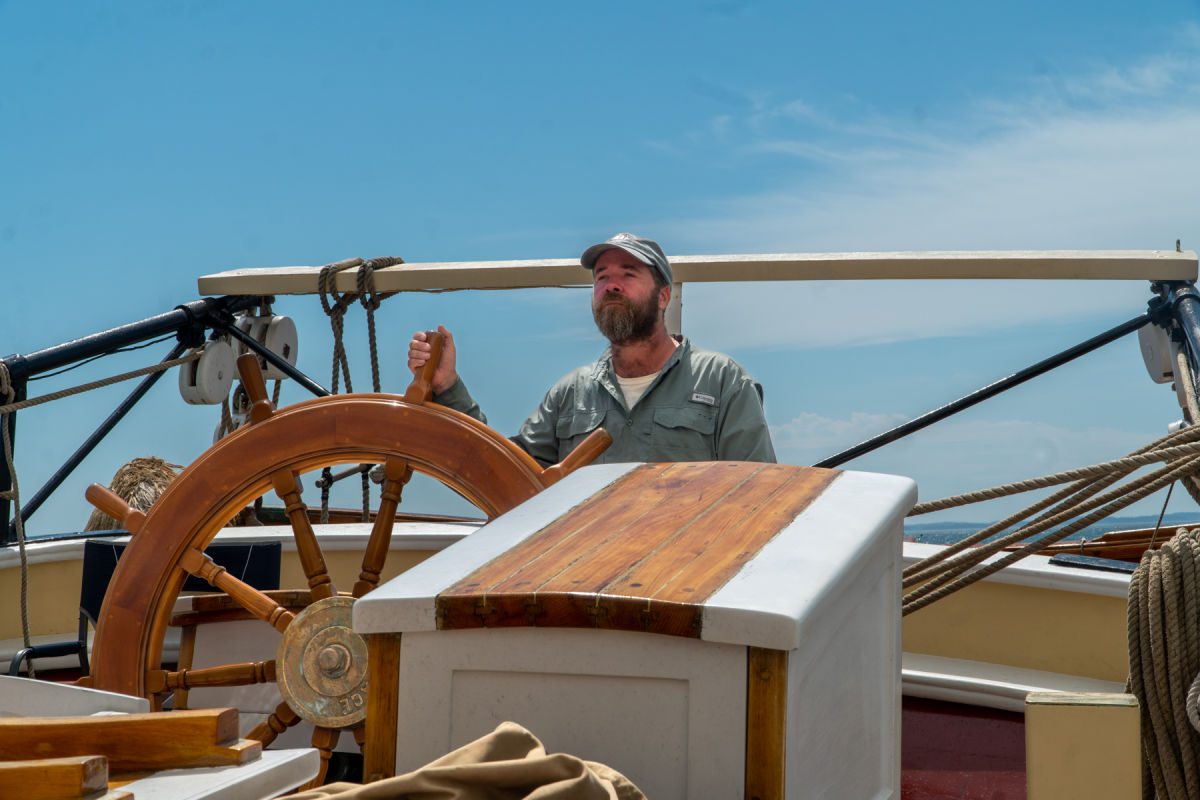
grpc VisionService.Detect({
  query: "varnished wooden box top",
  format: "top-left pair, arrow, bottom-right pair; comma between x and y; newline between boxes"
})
436,462 -> 838,639
356,461 -> 917,651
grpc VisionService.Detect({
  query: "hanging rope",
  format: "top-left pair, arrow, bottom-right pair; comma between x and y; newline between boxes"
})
1129,528 -> 1200,799
357,257 -> 402,522
316,256 -> 404,523
317,258 -> 363,396
0,363 -> 34,677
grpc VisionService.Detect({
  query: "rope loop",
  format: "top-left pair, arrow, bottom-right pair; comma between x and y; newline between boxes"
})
317,258 -> 363,395
356,256 -> 403,312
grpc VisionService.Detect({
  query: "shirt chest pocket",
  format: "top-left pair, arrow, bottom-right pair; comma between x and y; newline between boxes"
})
651,405 -> 717,460
555,409 -> 607,459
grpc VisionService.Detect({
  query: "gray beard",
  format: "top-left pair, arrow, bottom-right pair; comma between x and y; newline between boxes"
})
593,293 -> 659,345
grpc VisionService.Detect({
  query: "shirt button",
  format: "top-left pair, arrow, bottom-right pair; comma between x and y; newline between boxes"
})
626,419 -> 633,427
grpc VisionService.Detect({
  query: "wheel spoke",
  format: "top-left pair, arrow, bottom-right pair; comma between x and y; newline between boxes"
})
311,725 -> 341,786
247,700 -> 300,748
353,458 -> 412,598
178,549 -> 296,632
148,660 -> 276,694
351,722 -> 367,753
271,468 -> 337,600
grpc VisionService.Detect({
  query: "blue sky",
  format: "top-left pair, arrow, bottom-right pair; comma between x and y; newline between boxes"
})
5,1 -> 1200,534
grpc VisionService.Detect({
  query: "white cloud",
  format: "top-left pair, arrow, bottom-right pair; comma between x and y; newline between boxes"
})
652,33 -> 1200,351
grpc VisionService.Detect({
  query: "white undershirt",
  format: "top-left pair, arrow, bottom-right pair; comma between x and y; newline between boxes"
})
616,371 -> 660,409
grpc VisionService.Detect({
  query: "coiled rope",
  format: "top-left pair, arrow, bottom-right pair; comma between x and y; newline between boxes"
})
1128,528 -> 1200,799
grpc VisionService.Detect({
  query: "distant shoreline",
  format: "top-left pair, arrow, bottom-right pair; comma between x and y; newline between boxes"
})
904,511 -> 1200,545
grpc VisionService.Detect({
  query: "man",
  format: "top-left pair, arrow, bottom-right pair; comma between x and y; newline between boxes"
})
408,232 -> 775,466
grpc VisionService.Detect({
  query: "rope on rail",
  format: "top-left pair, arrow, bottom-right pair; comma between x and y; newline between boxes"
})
0,363 -> 33,677
0,352 -> 201,416
904,456 -> 1200,615
0,349 -> 202,676
904,424 -> 1200,586
1173,348 -> 1200,509
910,423 -> 1200,515
1128,527 -> 1200,799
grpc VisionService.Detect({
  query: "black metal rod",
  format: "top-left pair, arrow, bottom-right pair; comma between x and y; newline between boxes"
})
219,321 -> 330,398
1168,284 -> 1200,378
815,311 -> 1154,469
2,295 -> 261,381
10,341 -> 188,539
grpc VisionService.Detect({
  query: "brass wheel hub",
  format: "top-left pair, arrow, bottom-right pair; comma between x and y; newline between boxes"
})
276,595 -> 369,727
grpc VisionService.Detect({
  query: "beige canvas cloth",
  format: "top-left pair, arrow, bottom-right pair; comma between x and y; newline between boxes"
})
281,721 -> 647,800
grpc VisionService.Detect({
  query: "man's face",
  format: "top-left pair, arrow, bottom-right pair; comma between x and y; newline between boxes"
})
591,249 -> 667,344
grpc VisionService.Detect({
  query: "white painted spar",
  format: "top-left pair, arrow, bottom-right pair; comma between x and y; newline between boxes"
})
352,462 -> 639,634
198,249 -> 1198,296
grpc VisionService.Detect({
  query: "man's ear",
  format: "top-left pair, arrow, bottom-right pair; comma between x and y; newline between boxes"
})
658,284 -> 671,312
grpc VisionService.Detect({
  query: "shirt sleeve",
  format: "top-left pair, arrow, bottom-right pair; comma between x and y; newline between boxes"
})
511,387 -> 564,469
432,377 -> 487,424
716,377 -> 777,463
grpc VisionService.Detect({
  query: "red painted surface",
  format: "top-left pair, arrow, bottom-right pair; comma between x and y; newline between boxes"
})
902,696 -> 1026,800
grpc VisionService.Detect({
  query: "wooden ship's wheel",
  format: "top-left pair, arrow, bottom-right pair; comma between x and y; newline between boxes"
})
82,335 -> 610,783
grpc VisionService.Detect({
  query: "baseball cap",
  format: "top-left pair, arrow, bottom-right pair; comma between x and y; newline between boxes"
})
580,232 -> 673,285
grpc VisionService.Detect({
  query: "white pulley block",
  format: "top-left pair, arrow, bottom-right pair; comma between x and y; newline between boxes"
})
235,314 -> 299,380
179,338 -> 236,405
1139,323 -> 1174,384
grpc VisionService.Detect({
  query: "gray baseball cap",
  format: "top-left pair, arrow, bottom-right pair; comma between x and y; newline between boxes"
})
580,232 -> 673,285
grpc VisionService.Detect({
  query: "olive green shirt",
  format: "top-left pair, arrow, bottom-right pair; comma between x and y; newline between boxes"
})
434,338 -> 776,467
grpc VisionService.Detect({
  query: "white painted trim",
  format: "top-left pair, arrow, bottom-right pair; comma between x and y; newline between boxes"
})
703,470 -> 916,651
0,522 -> 478,570
902,542 -> 1131,598
0,673 -> 149,715
902,653 -> 1126,713
117,747 -> 319,800
198,249 -> 1198,296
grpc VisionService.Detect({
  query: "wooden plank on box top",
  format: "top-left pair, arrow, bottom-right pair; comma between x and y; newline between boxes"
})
436,462 -> 839,638
0,708 -> 259,772
0,755 -> 108,799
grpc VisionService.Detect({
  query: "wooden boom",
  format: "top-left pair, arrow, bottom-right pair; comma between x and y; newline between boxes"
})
199,249 -> 1198,296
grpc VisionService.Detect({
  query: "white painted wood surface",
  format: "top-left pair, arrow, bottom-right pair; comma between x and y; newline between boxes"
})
0,673 -> 148,716
902,653 -> 1126,713
116,748 -> 318,800
198,249 -> 1198,296
395,628 -> 746,800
